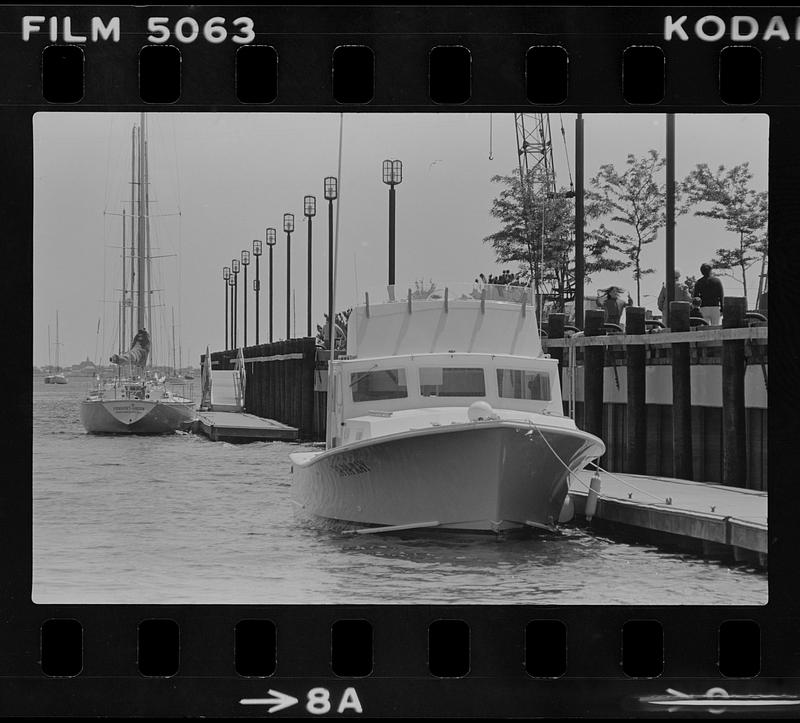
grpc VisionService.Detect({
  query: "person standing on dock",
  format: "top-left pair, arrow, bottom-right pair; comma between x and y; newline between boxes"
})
596,286 -> 631,326
657,270 -> 691,314
692,263 -> 724,325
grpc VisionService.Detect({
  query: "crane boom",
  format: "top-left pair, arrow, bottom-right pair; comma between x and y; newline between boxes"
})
514,113 -> 557,318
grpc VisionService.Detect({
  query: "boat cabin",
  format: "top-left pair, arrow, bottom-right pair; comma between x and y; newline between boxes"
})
326,286 -> 561,447
327,352 -> 562,447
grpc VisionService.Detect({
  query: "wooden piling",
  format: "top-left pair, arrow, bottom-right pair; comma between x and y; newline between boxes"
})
624,306 -> 646,473
301,338 -> 315,439
270,342 -> 278,421
261,344 -> 275,419
722,297 -> 747,487
293,339 -> 302,431
583,309 -> 605,441
670,301 -> 693,479
548,313 -> 565,368
548,313 -> 565,413
276,341 -> 285,425
291,340 -> 298,429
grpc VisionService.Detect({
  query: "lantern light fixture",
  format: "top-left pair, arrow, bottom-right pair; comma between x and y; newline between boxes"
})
324,176 -> 338,200
382,159 -> 403,185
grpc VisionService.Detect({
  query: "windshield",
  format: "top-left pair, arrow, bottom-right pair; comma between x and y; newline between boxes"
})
419,367 -> 486,397
496,369 -> 551,401
351,368 -> 408,402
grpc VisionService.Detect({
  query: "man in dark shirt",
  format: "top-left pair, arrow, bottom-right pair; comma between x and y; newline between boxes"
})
692,263 -> 724,325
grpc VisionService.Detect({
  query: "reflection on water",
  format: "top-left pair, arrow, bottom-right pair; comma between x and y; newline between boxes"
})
32,381 -> 767,605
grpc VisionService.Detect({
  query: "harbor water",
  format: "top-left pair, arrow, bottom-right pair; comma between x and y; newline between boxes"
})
33,381 -> 767,605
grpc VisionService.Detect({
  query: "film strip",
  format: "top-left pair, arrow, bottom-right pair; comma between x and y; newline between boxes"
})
5,4 -> 796,718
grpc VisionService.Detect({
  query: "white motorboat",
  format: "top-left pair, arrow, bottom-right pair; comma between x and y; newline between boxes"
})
290,283 -> 605,534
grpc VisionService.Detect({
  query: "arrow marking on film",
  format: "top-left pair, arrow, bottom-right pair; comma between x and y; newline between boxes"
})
240,690 -> 299,713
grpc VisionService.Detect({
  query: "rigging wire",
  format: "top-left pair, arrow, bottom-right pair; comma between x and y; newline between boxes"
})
171,115 -> 184,370
102,117 -> 114,214
559,114 -> 574,191
488,113 -> 494,160
326,113 -> 345,444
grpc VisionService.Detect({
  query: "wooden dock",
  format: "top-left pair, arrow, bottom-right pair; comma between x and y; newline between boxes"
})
190,410 -> 298,443
568,470 -> 767,566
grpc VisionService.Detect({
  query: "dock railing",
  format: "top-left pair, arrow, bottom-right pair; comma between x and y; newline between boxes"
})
543,298 -> 766,490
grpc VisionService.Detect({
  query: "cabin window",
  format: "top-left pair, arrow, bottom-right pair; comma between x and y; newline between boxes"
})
419,367 -> 486,397
496,369 -> 551,401
350,368 -> 407,402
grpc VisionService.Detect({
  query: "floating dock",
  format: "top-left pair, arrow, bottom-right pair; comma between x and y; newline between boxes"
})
190,410 -> 298,443
568,470 -> 767,567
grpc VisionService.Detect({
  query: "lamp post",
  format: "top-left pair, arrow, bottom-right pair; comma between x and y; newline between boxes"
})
228,275 -> 235,349
283,213 -> 295,339
324,176 -> 338,353
241,249 -> 250,348
253,239 -> 262,345
304,195 -> 316,337
223,266 -> 230,350
266,227 -> 277,343
232,258 -> 240,348
382,159 -> 403,287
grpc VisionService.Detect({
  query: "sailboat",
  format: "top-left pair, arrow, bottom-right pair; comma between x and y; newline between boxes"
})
80,114 -> 195,435
44,312 -> 67,384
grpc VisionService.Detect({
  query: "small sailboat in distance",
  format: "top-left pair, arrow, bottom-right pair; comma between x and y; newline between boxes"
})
44,311 -> 67,384
80,113 -> 195,435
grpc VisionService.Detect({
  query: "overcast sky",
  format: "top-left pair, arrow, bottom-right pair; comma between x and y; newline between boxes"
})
33,112 -> 768,368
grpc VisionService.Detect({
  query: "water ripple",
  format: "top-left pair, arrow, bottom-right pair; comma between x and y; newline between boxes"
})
32,382 -> 767,605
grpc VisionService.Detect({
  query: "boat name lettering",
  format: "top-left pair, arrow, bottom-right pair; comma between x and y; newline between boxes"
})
112,405 -> 145,413
330,456 -> 370,477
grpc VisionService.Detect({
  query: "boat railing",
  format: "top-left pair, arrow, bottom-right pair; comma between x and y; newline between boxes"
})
352,281 -> 533,308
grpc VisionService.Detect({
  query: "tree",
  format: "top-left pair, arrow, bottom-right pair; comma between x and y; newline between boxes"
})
682,274 -> 697,300
316,308 -> 351,351
682,162 -> 768,304
483,168 -> 623,311
411,279 -> 439,299
589,150 -> 674,305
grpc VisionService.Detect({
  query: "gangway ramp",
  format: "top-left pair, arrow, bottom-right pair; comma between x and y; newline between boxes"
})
208,369 -> 244,412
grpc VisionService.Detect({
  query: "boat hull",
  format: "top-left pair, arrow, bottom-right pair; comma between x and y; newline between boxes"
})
80,397 -> 195,434
291,422 -> 604,533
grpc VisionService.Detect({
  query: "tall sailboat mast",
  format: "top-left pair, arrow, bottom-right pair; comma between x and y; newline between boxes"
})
121,208 -> 127,354
136,115 -> 146,336
145,115 -> 151,332
55,310 -> 61,372
130,124 -> 136,343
